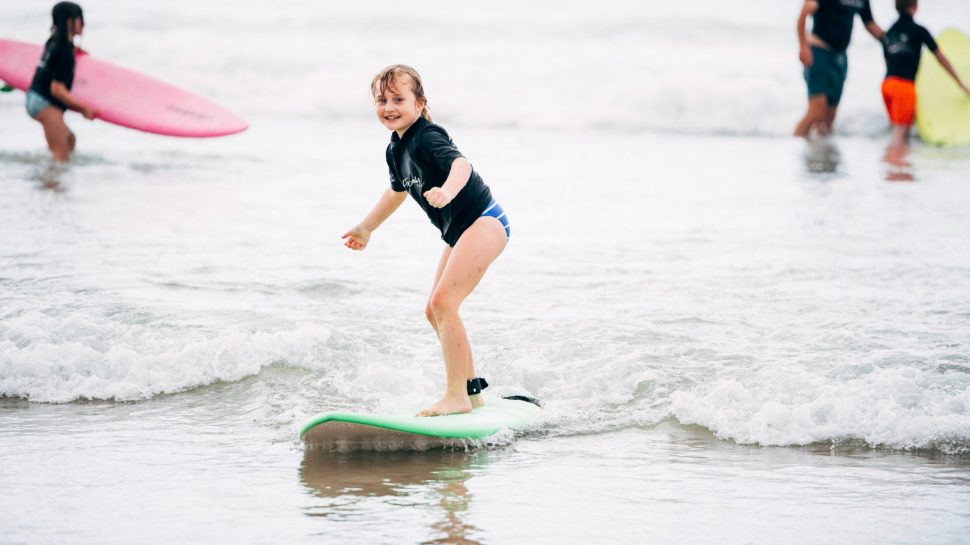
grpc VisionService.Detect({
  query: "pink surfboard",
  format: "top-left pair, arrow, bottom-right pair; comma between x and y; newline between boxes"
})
0,38 -> 248,138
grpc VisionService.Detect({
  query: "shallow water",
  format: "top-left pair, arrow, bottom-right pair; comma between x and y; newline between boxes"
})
4,125 -> 969,450
3,127 -> 970,543
3,393 -> 970,545
3,1 -> 970,543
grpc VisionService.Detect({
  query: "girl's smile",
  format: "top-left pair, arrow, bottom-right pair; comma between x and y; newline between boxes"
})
375,80 -> 425,137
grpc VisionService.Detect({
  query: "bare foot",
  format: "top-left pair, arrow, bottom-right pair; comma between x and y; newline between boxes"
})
470,394 -> 485,409
417,395 -> 472,417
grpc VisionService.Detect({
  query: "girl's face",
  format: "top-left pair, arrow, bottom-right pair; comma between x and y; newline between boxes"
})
70,17 -> 84,38
375,78 -> 425,135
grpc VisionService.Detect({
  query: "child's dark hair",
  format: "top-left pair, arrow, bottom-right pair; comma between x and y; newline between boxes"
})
50,2 -> 84,46
895,0 -> 917,14
371,65 -> 432,122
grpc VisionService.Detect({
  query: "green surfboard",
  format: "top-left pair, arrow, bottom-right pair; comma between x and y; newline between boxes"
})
916,28 -> 970,146
300,394 -> 541,449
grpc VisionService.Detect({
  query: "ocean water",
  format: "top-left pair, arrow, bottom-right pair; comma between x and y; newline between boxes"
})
2,1 -> 970,544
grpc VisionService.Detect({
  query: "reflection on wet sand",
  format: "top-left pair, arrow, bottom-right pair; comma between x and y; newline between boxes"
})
882,144 -> 915,182
802,137 -> 842,177
0,151 -> 69,192
31,156 -> 74,192
33,164 -> 67,192
300,450 -> 488,545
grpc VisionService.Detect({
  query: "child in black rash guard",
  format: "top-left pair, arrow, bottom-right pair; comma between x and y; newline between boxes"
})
341,65 -> 510,417
880,0 -> 970,147
26,2 -> 96,162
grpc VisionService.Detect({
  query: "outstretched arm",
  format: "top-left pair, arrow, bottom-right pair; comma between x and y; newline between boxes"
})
342,188 -> 408,251
423,157 -> 472,209
934,50 -> 970,96
797,0 -> 819,67
864,21 -> 884,41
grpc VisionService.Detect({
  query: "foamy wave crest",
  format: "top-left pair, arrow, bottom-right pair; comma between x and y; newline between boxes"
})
0,310 -> 334,403
670,365 -> 970,453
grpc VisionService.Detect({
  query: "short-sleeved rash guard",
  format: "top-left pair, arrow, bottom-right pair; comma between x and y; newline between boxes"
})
386,117 -> 493,246
882,14 -> 937,81
29,39 -> 76,111
812,0 -> 875,52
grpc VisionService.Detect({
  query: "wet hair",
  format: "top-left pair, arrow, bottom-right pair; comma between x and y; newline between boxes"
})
371,65 -> 432,122
50,2 -> 84,46
895,0 -> 916,14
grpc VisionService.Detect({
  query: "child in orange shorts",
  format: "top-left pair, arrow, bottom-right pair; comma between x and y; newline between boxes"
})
881,0 -> 970,147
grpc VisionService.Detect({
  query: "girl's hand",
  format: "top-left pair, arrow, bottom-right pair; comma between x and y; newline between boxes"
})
82,107 -> 96,120
423,187 -> 453,208
341,225 -> 371,251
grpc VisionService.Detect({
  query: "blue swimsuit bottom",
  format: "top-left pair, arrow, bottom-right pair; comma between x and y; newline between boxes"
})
480,198 -> 510,238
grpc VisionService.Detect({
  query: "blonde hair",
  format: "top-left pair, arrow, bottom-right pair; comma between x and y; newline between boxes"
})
371,64 -> 432,122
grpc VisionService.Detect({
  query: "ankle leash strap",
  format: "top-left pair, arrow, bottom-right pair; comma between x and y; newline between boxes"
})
466,377 -> 489,395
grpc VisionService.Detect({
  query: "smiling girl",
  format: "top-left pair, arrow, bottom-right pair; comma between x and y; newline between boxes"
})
341,65 -> 511,417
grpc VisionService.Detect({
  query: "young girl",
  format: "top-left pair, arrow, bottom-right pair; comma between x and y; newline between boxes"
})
341,65 -> 511,417
26,2 -> 96,162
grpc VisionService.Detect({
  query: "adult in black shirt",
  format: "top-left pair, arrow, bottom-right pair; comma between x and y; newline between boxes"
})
794,0 -> 884,137
26,2 -> 96,162
342,65 -> 510,418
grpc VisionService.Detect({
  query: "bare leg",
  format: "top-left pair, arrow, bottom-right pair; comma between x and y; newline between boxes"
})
425,246 -> 453,335
425,246 -> 484,409
418,217 -> 507,417
35,107 -> 72,162
821,105 -> 838,135
428,254 -> 485,411
889,124 -> 910,148
794,95 -> 830,137
882,143 -> 913,182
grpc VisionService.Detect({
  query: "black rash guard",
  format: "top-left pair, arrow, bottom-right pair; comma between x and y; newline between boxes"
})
386,117 -> 493,246
812,0 -> 875,52
882,14 -> 937,81
29,38 -> 75,111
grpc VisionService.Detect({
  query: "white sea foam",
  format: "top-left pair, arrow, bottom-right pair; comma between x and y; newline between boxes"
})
670,362 -> 970,452
0,310 -> 334,403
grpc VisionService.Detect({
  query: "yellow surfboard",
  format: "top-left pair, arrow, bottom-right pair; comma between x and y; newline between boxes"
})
916,28 -> 970,146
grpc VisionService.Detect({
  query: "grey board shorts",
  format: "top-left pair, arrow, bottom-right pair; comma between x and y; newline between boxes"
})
25,90 -> 54,119
804,46 -> 848,106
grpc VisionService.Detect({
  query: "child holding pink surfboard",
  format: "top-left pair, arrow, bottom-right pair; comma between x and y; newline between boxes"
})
26,2 -> 96,162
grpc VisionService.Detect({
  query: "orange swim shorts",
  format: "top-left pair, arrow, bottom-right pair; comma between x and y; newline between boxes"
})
881,77 -> 916,125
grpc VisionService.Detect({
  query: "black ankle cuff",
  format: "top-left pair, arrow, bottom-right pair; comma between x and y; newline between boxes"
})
466,377 -> 489,395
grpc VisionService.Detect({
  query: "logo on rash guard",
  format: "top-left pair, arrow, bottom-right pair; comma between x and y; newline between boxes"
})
840,0 -> 866,10
886,33 -> 912,55
402,176 -> 423,190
